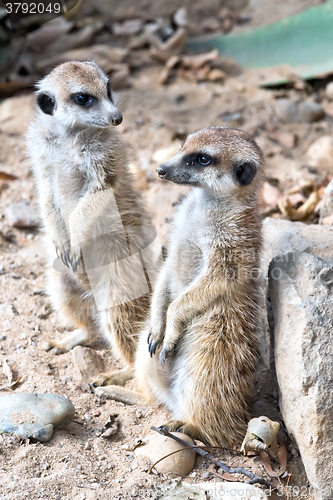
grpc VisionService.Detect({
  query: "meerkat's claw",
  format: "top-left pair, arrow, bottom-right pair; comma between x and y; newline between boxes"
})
149,340 -> 159,357
71,255 -> 82,273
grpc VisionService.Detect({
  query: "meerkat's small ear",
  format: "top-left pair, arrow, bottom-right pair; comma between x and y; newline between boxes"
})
234,161 -> 257,186
37,92 -> 56,115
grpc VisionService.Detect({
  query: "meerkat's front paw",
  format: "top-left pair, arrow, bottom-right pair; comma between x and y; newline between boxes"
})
54,240 -> 82,272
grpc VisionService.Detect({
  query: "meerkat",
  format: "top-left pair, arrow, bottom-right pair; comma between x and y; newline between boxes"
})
95,126 -> 264,446
27,61 -> 154,386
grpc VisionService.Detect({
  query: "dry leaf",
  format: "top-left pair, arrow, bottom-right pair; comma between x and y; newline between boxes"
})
241,416 -> 280,453
0,375 -> 22,391
279,190 -> 320,221
0,172 -> 17,181
150,28 -> 187,64
259,445 -> 287,477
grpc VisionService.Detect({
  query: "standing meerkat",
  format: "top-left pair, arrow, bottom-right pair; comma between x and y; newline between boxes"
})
27,61 -> 153,386
95,127 -> 264,446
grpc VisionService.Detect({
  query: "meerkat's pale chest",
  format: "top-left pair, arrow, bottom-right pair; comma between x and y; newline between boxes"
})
168,191 -> 208,295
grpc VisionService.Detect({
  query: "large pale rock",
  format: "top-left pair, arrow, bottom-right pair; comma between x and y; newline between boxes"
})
135,431 -> 195,477
72,346 -> 105,384
263,218 -> 333,499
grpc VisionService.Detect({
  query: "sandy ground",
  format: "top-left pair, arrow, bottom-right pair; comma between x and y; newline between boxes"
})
0,1 -> 332,499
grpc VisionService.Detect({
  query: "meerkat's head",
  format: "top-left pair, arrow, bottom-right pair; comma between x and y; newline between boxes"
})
157,127 -> 264,199
35,61 -> 123,129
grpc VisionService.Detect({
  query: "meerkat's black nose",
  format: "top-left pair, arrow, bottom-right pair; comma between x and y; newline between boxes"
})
156,166 -> 167,179
110,111 -> 123,126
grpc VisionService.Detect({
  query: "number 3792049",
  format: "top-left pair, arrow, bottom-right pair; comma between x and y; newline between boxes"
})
5,3 -> 61,14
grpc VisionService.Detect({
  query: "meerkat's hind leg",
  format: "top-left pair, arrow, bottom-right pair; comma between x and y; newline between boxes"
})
93,385 -> 147,406
91,367 -> 134,387
41,327 -> 94,354
159,420 -> 201,441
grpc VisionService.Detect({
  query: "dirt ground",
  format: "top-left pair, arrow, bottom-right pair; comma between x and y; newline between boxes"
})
0,0 -> 331,499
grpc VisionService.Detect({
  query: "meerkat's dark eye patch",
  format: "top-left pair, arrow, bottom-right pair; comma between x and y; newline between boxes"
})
184,153 -> 214,168
234,161 -> 257,186
37,93 -> 56,115
71,93 -> 97,108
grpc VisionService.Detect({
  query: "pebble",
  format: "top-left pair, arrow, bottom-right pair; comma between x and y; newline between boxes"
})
275,98 -> 324,123
135,431 -> 195,477
5,201 -> 40,229
0,335 -> 6,341
306,136 -> 333,174
0,393 -> 75,442
0,304 -> 19,316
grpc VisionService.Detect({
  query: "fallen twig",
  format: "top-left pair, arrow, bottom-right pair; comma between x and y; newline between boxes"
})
151,426 -> 273,487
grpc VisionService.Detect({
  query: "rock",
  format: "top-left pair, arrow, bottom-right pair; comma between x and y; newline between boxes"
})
0,95 -> 35,135
5,201 -> 40,229
112,19 -> 144,37
275,99 -> 324,123
173,7 -> 188,28
0,393 -> 75,442
306,136 -> 333,174
72,346 -> 105,384
297,101 -> 325,123
264,218 -> 333,499
135,432 -> 195,477
325,81 -> 333,100
319,178 -> 333,221
268,130 -> 296,149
